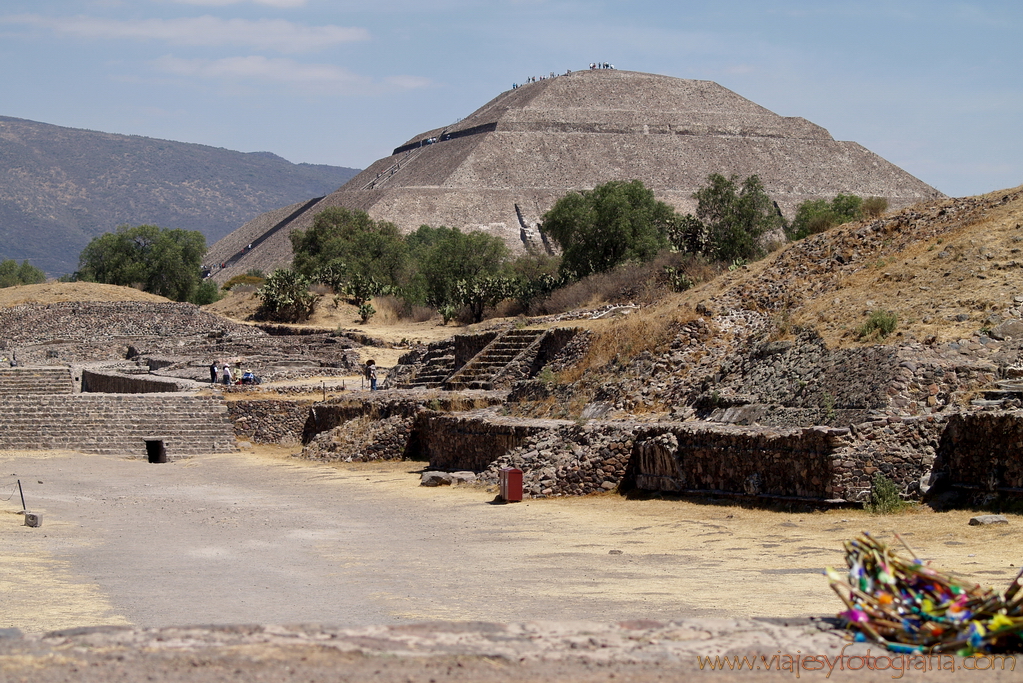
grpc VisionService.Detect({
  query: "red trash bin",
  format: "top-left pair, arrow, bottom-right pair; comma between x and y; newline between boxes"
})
499,467 -> 523,502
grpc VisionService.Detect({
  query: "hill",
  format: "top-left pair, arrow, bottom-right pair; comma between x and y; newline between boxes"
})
0,116 -> 360,276
207,69 -> 943,282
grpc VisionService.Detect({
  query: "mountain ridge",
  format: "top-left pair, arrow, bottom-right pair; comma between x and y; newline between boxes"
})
0,115 -> 360,275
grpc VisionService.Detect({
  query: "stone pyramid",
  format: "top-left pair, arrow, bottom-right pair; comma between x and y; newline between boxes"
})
207,69 -> 943,281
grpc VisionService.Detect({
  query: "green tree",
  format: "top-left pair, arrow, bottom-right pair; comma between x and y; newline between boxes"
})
506,253 -> 563,311
0,259 -> 46,288
690,174 -> 785,263
292,207 -> 409,290
541,180 -> 676,279
787,193 -> 864,240
76,224 -> 208,302
407,225 -> 509,309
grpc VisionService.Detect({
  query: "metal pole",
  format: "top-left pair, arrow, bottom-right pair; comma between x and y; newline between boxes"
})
17,479 -> 25,511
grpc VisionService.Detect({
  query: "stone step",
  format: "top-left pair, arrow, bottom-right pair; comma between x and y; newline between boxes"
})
0,367 -> 74,395
0,393 -> 236,454
983,389 -> 1023,400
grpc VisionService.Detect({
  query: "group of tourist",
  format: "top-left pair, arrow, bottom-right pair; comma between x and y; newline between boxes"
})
512,63 -> 616,89
207,358 -> 378,391
512,69 -> 570,89
209,360 -> 259,386
201,243 -> 253,279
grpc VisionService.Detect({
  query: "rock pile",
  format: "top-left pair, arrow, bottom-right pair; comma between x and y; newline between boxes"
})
479,423 -> 635,496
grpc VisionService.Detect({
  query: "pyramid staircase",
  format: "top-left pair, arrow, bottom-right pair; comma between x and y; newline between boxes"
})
0,367 -> 74,395
0,393 -> 237,456
443,329 -> 545,391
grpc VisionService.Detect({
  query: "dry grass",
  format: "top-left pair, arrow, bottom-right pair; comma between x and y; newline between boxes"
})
639,185 -> 1023,349
788,187 -> 1023,346
203,287 -> 462,347
0,282 -> 169,308
558,299 -> 696,384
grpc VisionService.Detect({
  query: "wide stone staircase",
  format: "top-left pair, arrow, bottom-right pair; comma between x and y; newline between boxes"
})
444,329 -> 545,391
0,367 -> 74,395
0,393 -> 237,456
405,341 -> 457,389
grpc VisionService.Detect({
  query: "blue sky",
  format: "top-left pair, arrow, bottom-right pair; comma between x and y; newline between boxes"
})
1,0 -> 1019,197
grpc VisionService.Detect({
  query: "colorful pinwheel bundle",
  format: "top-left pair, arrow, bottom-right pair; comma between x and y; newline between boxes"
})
826,533 -> 1023,654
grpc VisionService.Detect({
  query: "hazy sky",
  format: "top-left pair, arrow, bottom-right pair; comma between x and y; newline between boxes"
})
1,1 -> 1019,197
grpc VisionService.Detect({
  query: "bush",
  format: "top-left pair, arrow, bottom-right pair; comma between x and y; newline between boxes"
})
663,266 -> 694,292
858,309 -> 898,340
534,262 -> 653,314
864,472 -> 910,514
291,207 -> 409,291
439,303 -> 459,325
861,196 -> 889,219
454,276 -> 514,323
410,305 -> 435,323
787,194 -> 869,241
690,174 -> 785,263
221,274 -> 265,291
191,279 -> 222,305
256,269 -> 320,322
76,224 -> 207,302
358,301 -> 376,324
406,225 -> 509,310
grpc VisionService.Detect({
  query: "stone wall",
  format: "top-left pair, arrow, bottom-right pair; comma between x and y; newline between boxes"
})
81,368 -> 189,394
408,412 -> 555,472
453,332 -> 499,369
228,399 -> 313,444
0,393 -> 236,454
479,421 -> 637,496
304,393 -> 507,442
829,416 -> 946,501
934,411 -> 1023,494
408,411 -> 882,501
628,423 -> 849,500
302,414 -> 415,463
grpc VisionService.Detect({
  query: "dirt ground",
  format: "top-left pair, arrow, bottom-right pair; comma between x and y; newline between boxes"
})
2,447 -> 1020,637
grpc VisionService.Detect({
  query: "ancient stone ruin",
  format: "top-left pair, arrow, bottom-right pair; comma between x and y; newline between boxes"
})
0,300 -> 361,458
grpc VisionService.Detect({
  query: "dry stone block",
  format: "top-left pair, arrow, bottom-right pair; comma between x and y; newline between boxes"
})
969,515 -> 1009,526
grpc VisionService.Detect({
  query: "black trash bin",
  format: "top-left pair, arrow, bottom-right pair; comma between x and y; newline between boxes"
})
145,439 -> 167,464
